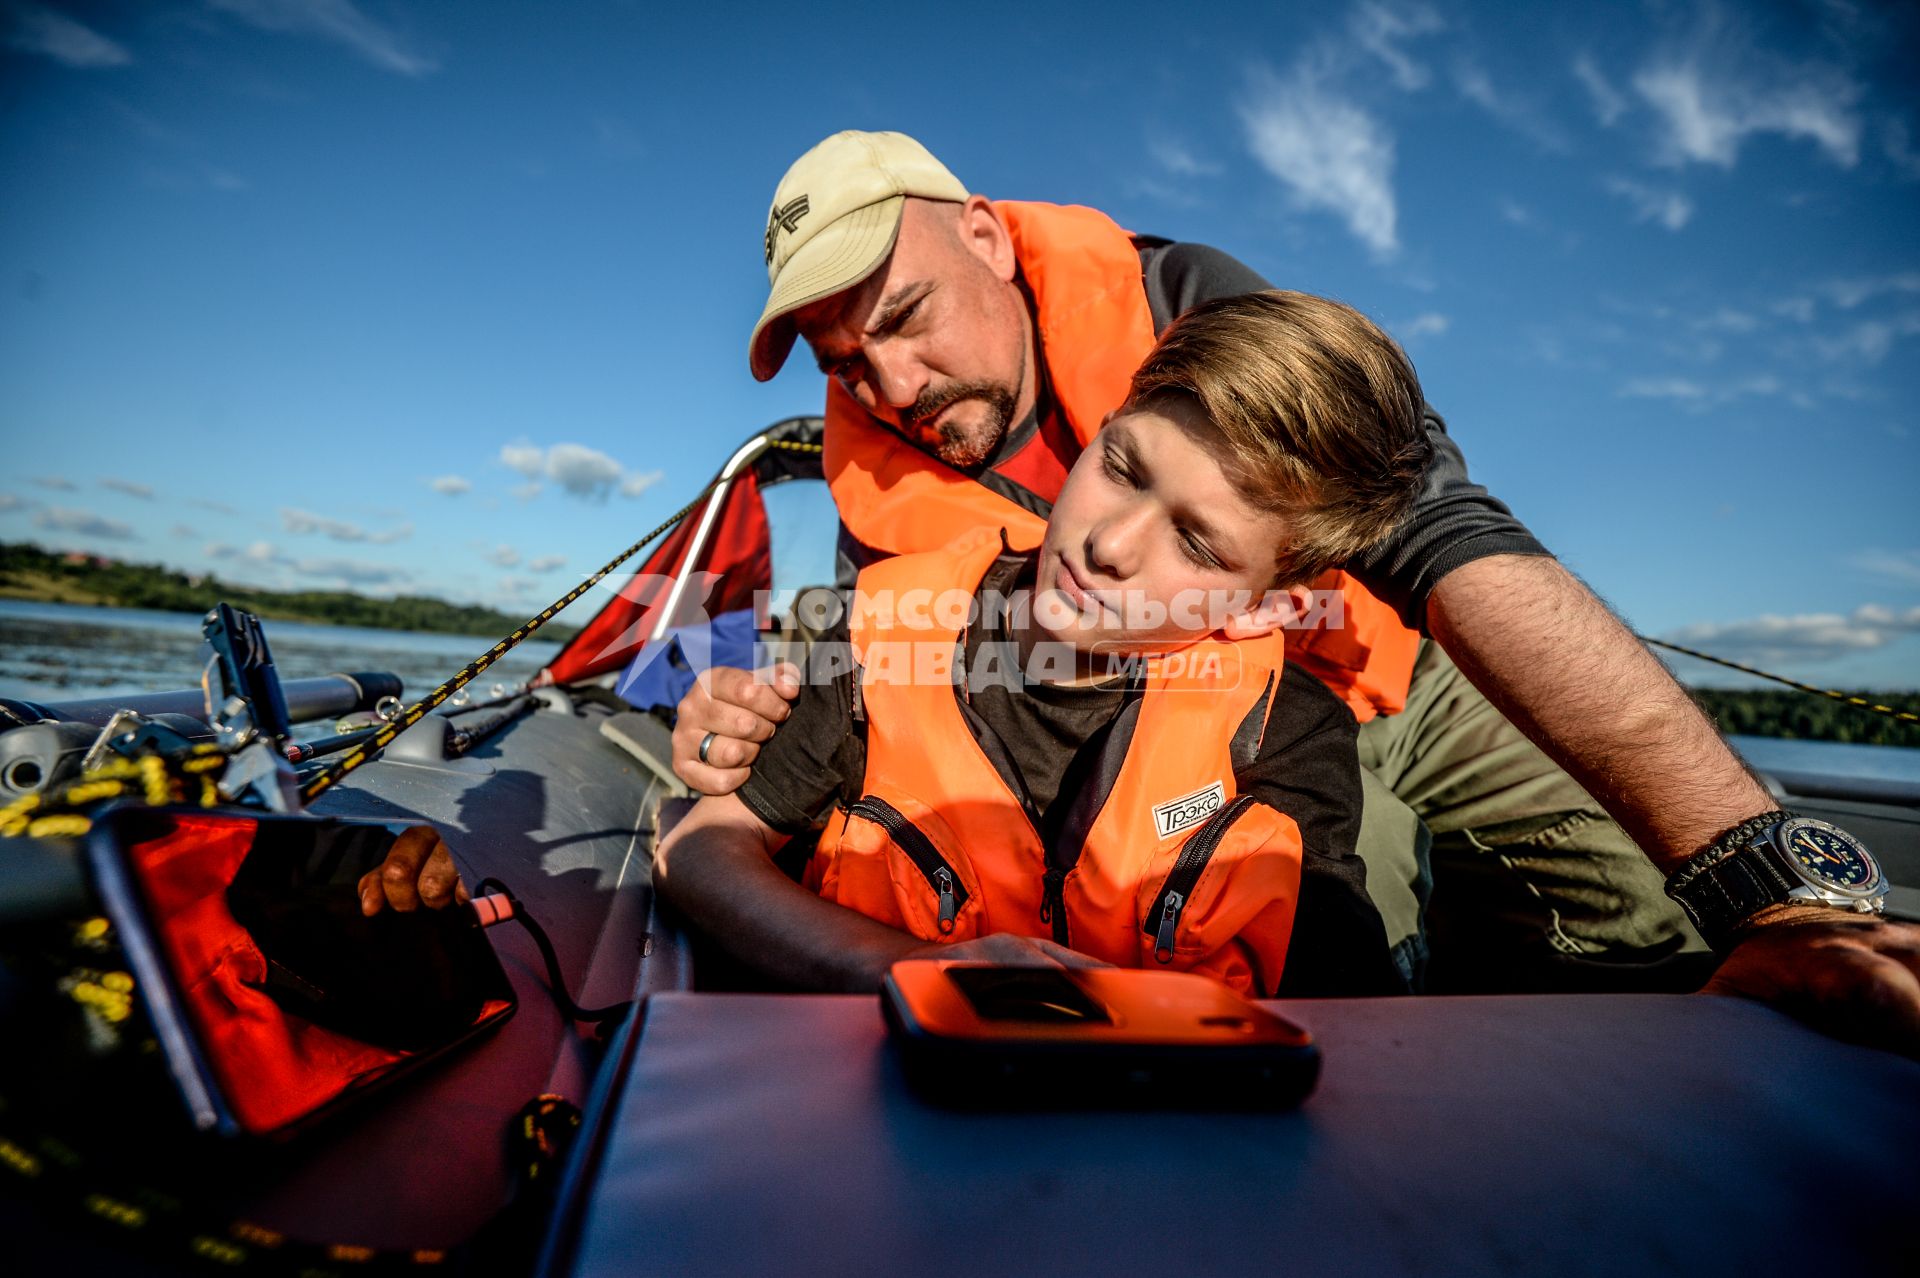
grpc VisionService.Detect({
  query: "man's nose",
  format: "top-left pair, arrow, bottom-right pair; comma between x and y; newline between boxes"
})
865,344 -> 929,411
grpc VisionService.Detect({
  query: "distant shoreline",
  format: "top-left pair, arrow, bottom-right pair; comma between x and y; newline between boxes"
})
0,541 -> 580,645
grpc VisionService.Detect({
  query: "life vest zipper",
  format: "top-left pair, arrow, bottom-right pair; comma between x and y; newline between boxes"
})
1145,795 -> 1256,963
845,795 -> 969,934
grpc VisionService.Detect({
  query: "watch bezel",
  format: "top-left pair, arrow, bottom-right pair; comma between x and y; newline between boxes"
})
1767,817 -> 1883,899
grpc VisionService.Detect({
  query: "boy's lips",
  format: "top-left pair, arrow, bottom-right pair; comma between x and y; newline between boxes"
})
1054,557 -> 1105,616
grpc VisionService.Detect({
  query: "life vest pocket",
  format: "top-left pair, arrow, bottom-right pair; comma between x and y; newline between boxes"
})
822,792 -> 985,943
1138,797 -> 1303,995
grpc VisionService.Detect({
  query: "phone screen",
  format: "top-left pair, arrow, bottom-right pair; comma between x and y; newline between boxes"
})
945,967 -> 1112,1024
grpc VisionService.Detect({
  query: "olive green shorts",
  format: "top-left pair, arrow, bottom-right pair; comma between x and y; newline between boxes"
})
1351,641 -> 1709,993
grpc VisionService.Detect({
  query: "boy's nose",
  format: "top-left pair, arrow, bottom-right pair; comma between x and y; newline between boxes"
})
1086,508 -> 1150,580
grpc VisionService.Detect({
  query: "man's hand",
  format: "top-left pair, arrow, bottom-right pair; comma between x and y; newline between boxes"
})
1704,907 -> 1920,1058
358,826 -> 470,916
671,663 -> 802,795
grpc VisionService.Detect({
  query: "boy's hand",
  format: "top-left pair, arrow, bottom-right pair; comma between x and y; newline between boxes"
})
672,663 -> 802,795
897,933 -> 1112,973
1703,909 -> 1920,1059
358,826 -> 470,916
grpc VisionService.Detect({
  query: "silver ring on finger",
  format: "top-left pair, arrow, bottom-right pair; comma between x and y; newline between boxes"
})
698,731 -> 719,766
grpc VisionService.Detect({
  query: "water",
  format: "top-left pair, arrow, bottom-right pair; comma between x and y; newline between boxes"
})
0,599 -> 561,713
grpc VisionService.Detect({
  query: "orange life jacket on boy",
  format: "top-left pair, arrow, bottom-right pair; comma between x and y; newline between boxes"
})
805,529 -> 1306,997
821,199 -> 1420,723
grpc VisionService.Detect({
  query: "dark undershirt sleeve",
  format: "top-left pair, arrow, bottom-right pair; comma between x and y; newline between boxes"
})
1137,240 -> 1553,630
733,614 -> 866,837
1238,667 -> 1407,997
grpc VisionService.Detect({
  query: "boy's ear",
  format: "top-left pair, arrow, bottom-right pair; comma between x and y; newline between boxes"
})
1221,585 -> 1311,641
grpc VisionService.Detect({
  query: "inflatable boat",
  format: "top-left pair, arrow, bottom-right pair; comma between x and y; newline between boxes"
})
2,418 -> 1915,1276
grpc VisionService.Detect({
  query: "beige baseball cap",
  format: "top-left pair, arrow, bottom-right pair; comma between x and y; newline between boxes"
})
749,130 -> 968,382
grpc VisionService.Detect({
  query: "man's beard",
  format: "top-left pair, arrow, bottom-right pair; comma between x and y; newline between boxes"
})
901,380 -> 1020,470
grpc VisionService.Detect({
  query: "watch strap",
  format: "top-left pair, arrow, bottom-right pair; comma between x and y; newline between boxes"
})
1665,810 -> 1797,952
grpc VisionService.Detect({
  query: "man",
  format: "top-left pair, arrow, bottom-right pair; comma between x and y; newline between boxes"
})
674,131 -> 1917,1049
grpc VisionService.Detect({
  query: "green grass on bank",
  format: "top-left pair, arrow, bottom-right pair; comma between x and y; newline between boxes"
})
0,541 -> 580,644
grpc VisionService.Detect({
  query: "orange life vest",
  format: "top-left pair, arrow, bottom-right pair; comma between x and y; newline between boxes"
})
821,200 -> 1420,722
806,529 -> 1306,996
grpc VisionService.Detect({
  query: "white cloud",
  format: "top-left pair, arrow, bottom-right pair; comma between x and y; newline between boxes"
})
206,0 -> 437,77
1498,197 -> 1534,227
1239,64 -> 1399,258
31,476 -> 77,491
1884,119 -> 1920,180
500,442 -> 545,478
169,523 -> 197,538
1664,604 -> 1920,665
1619,373 -> 1782,410
1350,1 -> 1442,92
528,554 -> 566,573
1146,133 -> 1221,178
1692,307 -> 1758,334
429,474 -> 472,495
1453,61 -> 1567,152
288,556 -> 412,587
1850,550 -> 1920,588
1772,296 -> 1816,323
5,5 -> 131,68
1572,54 -> 1626,126
280,507 -> 412,544
1821,272 -> 1920,310
496,575 -> 538,599
620,469 -> 664,499
487,545 -> 522,569
1399,313 -> 1450,339
1605,177 -> 1692,230
35,507 -> 135,540
0,494 -> 31,513
1812,314 -> 1920,366
1632,58 -> 1861,170
100,477 -> 155,500
503,441 -> 663,502
546,443 -> 625,500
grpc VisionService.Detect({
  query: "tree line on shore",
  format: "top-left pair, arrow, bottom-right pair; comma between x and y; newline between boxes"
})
0,541 -> 579,644
1687,687 -> 1920,748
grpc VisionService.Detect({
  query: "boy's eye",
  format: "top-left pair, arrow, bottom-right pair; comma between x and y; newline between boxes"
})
1100,447 -> 1134,486
1179,531 -> 1221,570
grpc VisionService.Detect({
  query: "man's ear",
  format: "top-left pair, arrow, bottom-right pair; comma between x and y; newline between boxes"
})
955,194 -> 1016,283
1221,585 -> 1311,641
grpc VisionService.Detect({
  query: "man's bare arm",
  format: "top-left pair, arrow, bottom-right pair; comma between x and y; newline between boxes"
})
1424,553 -> 1772,871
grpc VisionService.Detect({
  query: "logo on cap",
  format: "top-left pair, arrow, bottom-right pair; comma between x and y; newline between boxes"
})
764,195 -> 811,265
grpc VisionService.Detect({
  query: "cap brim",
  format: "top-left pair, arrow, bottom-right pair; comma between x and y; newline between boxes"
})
748,195 -> 904,382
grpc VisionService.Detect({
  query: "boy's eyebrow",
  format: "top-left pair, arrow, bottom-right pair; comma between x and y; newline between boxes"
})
1115,427 -> 1235,561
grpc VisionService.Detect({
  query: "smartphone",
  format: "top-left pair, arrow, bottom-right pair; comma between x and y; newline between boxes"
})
880,961 -> 1320,1109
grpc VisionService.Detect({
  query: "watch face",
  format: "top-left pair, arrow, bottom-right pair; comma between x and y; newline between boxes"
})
1776,819 -> 1880,894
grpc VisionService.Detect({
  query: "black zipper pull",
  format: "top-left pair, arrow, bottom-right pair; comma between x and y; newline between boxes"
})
1154,891 -> 1185,964
934,868 -> 958,934
1040,866 -> 1069,945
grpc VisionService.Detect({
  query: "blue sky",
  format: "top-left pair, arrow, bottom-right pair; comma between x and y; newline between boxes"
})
2,0 -> 1917,689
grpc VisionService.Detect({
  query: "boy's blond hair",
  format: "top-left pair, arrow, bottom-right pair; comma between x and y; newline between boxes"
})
1125,290 -> 1433,586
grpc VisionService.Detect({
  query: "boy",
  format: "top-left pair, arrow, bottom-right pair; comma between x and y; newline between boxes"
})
653,290 -> 1433,997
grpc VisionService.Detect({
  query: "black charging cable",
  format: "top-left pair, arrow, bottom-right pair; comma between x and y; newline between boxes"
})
471,877 -> 632,1025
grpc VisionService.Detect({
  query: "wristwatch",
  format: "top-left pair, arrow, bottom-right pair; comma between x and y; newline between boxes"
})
1665,811 -> 1886,952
